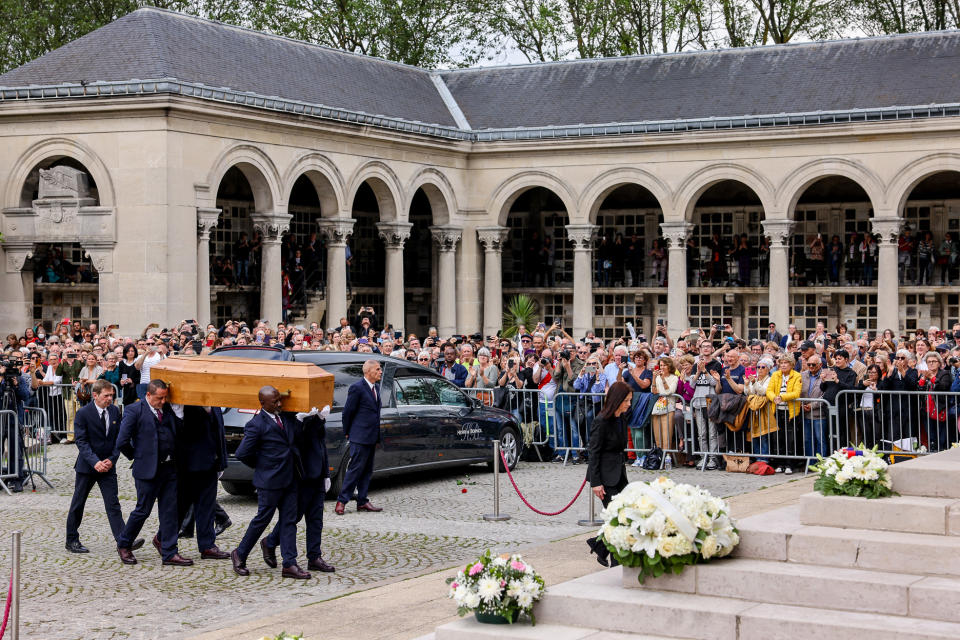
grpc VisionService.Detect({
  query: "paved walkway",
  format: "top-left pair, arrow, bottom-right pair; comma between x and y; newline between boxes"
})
0,444 -> 806,640
188,475 -> 814,640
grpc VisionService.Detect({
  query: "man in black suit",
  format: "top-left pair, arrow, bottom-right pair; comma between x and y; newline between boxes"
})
335,360 -> 383,515
167,405 -> 230,560
231,386 -> 310,579
113,380 -> 192,566
262,404 -> 335,573
65,380 -> 143,553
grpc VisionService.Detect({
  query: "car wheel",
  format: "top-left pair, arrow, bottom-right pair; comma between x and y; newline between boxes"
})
489,425 -> 521,472
327,452 -> 350,499
220,480 -> 255,496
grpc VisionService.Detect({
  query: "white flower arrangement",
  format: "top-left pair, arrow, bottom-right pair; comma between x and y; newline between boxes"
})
812,444 -> 896,499
446,550 -> 545,624
256,633 -> 303,640
597,477 -> 739,583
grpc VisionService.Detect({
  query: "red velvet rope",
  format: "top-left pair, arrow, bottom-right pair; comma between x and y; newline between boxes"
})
499,450 -> 589,516
0,569 -> 12,639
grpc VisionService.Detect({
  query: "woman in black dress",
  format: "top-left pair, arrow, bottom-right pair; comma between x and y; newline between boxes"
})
586,381 -> 633,567
117,344 -> 141,407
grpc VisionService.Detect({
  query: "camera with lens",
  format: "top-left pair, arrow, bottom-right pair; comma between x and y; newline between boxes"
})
540,357 -> 551,367
1,357 -> 22,378
508,359 -> 516,369
558,349 -> 570,360
949,357 -> 959,367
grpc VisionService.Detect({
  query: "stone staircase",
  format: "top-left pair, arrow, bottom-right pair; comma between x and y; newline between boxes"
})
286,288 -> 327,326
424,447 -> 960,639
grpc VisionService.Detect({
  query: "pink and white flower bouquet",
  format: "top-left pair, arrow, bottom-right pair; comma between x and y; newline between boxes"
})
446,549 -> 545,624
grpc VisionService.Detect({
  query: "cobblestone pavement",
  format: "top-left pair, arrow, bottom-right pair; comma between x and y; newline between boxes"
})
0,445 -> 795,640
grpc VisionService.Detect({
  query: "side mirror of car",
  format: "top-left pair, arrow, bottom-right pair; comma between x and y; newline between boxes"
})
472,396 -> 482,409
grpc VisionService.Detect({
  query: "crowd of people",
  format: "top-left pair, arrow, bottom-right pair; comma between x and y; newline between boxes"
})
3,313 -> 960,484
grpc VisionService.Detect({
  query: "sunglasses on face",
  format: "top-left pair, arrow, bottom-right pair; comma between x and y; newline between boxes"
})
807,363 -> 819,368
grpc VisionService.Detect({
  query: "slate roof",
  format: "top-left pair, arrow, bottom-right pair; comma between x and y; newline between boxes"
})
1,7 -> 959,138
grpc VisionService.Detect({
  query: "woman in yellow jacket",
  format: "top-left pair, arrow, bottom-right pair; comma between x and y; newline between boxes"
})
766,353 -> 803,473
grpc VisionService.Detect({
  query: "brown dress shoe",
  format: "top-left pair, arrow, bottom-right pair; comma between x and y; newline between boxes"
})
357,501 -> 382,512
201,546 -> 230,560
152,535 -> 162,556
260,539 -> 277,568
308,557 -> 336,573
334,501 -> 345,515
117,547 -> 137,565
131,538 -> 145,551
281,564 -> 311,579
162,553 -> 194,566
231,549 -> 250,576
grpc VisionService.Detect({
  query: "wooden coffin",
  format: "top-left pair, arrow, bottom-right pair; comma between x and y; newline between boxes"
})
150,356 -> 334,412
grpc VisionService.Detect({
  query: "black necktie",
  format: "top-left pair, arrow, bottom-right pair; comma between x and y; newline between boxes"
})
101,410 -> 108,436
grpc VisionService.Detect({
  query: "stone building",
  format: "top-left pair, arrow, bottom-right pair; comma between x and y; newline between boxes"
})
1,7 -> 959,338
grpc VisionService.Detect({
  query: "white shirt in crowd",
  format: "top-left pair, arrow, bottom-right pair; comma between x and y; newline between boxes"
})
141,351 -> 164,382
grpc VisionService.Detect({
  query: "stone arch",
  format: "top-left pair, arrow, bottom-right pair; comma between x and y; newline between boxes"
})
281,152 -> 345,217
347,161 -> 403,221
674,163 -> 776,222
404,167 -> 458,225
579,167 -> 671,223
776,157 -> 885,216
487,171 -> 577,226
206,144 -> 283,214
887,153 -> 960,214
5,137 -> 116,208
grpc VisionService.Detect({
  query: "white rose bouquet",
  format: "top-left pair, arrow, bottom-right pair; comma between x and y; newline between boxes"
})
812,444 -> 896,499
446,549 -> 545,624
596,477 -> 739,584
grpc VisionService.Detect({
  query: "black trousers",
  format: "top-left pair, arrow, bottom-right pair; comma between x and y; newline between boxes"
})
174,469 -> 219,553
265,477 -> 325,561
66,470 -> 125,544
118,462 -> 180,560
237,484 -> 298,567
588,470 -> 629,563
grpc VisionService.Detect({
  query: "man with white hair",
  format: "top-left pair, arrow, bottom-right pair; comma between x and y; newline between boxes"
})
602,345 -> 632,390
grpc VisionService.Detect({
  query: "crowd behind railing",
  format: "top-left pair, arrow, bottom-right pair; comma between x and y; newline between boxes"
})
3,313 -> 960,491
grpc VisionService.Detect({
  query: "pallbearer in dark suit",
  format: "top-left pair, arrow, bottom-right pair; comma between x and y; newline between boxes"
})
168,405 -> 230,560
231,386 -> 310,579
335,360 -> 383,515
65,379 -> 143,553
585,381 -> 632,568
262,404 -> 335,573
114,380 -> 193,566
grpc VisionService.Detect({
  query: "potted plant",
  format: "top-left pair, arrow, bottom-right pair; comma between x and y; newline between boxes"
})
446,549 -> 545,624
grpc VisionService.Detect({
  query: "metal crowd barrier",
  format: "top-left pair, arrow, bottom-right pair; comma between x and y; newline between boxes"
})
0,409 -> 19,494
21,406 -> 53,488
834,389 -> 960,459
711,396 -> 833,473
463,387 -> 550,452
31,381 -> 125,439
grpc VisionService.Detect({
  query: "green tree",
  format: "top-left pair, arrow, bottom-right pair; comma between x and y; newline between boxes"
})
852,0 -> 960,33
486,0 -> 569,61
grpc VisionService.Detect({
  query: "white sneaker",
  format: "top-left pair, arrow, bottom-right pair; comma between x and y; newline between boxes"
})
784,467 -> 794,475
631,460 -> 643,467
775,467 -> 784,473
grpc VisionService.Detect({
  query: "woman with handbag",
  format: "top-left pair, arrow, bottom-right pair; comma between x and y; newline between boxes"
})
585,381 -> 632,567
650,357 -> 679,466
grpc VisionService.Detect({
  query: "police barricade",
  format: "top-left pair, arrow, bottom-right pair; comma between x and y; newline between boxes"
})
550,391 -> 605,463
32,382 -> 77,440
0,409 -> 19,493
21,406 -> 53,486
463,387 -> 552,455
834,389 -> 960,460
694,395 -> 831,473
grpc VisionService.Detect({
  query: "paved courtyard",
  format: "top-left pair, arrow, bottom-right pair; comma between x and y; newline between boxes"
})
1,445 -> 796,640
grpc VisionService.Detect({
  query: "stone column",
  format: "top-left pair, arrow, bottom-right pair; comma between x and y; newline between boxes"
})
872,217 -> 904,333
762,219 -> 795,329
251,213 -> 292,324
660,222 -> 693,335
0,243 -> 34,334
196,208 -> 220,328
477,226 -> 510,338
377,221 -> 412,333
319,217 -> 355,328
430,225 -> 462,338
566,224 -> 597,340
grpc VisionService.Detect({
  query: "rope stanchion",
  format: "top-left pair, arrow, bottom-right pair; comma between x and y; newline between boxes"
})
500,450 -> 588,516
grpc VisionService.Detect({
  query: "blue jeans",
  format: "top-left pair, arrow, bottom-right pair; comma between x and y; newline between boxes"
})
136,383 -> 149,401
803,417 -> 828,460
235,259 -> 249,285
553,395 -> 580,457
751,434 -> 770,463
538,400 -> 554,448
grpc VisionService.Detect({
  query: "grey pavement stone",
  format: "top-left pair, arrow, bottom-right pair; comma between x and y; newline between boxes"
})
0,445 -> 793,639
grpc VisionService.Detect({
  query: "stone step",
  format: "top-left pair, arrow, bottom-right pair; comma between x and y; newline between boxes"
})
739,603 -> 960,639
434,618 -> 680,640
889,448 -> 960,499
735,505 -> 960,577
799,492 -> 960,535
622,558 -> 960,622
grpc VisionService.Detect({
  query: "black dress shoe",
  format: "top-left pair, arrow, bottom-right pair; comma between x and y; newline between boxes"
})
162,553 -> 194,567
281,564 -> 311,579
214,518 -> 233,537
308,557 -> 336,572
131,538 -> 145,551
231,549 -> 249,576
10,481 -> 23,493
260,539 -> 278,569
65,541 -> 89,554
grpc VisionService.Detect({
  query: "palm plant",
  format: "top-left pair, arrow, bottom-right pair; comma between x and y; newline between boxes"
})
501,294 -> 539,338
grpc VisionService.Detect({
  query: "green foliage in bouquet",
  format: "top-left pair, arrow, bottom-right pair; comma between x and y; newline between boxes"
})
446,548 -> 545,624
812,444 -> 897,499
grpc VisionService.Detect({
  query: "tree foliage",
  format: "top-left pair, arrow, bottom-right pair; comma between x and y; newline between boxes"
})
0,0 -> 957,74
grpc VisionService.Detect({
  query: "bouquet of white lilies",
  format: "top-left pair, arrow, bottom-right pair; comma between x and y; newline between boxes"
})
813,445 -> 896,499
446,550 -> 545,624
597,477 -> 739,584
